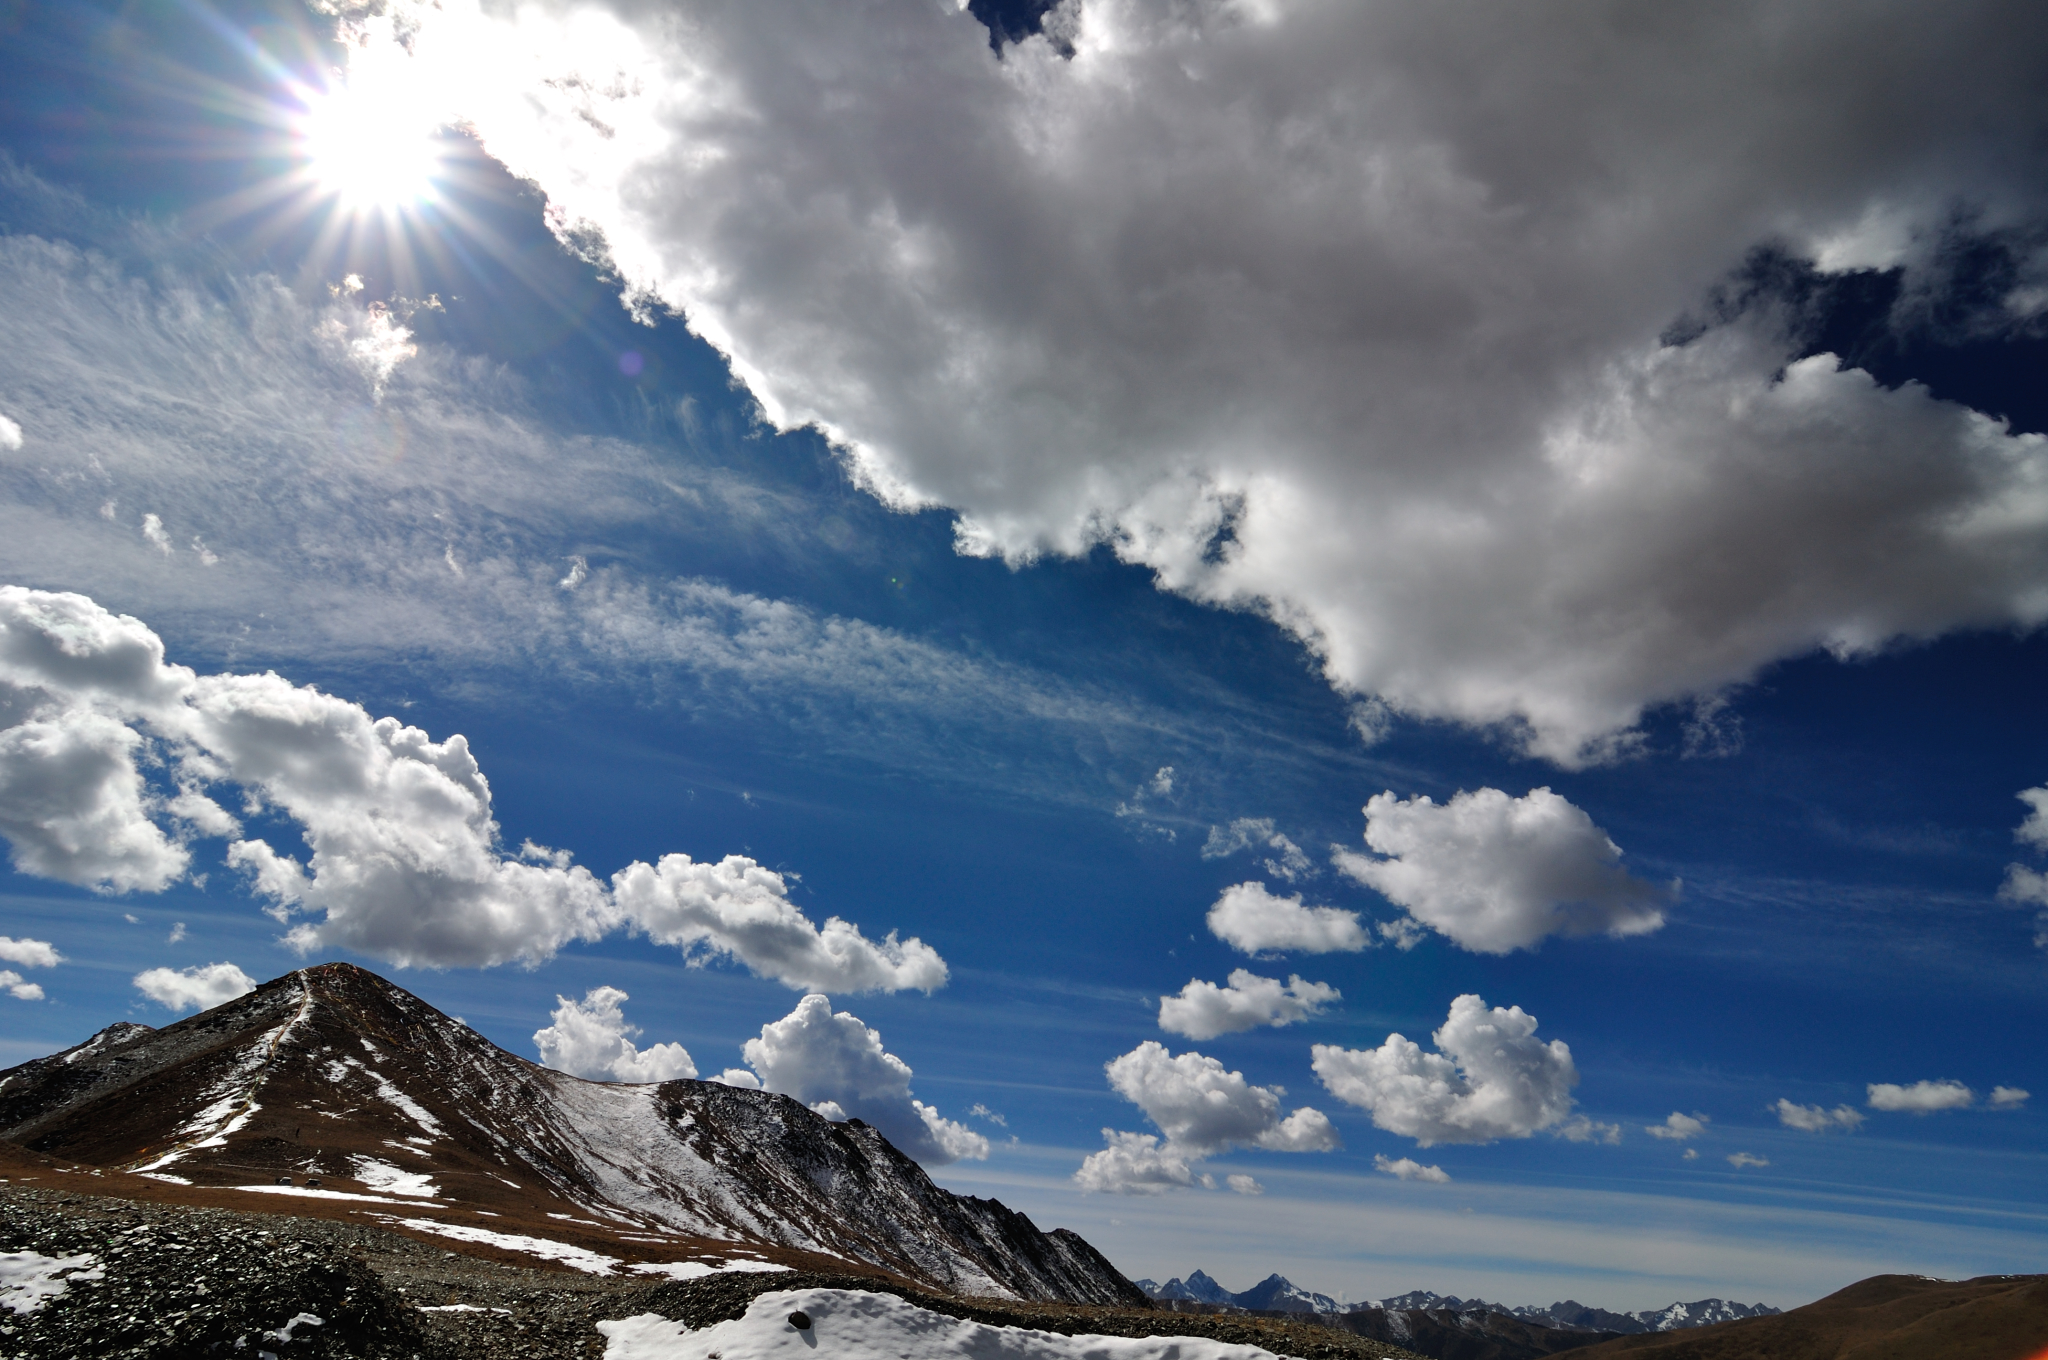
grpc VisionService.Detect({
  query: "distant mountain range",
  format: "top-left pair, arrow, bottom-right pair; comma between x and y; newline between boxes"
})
1134,1274 -> 1780,1334
0,962 -> 1142,1305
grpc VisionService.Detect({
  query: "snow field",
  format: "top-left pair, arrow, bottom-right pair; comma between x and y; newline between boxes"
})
597,1288 -> 1289,1360
0,1249 -> 103,1314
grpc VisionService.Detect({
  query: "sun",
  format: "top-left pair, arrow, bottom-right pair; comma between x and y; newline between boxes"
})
296,79 -> 445,211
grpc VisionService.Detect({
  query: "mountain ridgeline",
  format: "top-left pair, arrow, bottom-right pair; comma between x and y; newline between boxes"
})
0,962 -> 1143,1305
1136,1272 -> 1781,1333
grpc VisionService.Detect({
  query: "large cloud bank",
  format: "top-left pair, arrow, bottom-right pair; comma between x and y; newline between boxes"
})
1077,1040 -> 1337,1193
719,993 -> 987,1165
1333,788 -> 1672,953
0,586 -> 942,983
329,0 -> 2048,763
1311,994 -> 1579,1146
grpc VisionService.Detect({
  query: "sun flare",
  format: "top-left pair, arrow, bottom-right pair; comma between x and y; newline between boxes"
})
297,81 -> 444,211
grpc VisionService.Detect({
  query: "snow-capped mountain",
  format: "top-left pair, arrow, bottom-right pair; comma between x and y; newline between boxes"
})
0,963 -> 1142,1306
1364,1289 -> 1781,1334
1134,1272 -> 1339,1313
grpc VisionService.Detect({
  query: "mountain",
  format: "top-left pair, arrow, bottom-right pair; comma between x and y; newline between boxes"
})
1136,1270 -> 1340,1313
1570,1273 -> 2048,1360
0,962 -> 1143,1306
1365,1291 -> 1779,1335
1138,1269 -> 1247,1306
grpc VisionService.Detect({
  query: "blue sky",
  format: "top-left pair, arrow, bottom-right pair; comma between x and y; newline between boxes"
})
1,0 -> 2045,1312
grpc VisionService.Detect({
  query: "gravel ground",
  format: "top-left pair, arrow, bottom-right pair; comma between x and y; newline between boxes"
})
1,1184 -> 1427,1360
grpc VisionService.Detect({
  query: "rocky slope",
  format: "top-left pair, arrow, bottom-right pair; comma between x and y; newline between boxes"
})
0,962 -> 1141,1306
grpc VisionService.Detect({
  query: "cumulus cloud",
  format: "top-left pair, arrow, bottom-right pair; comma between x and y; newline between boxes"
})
1374,1154 -> 1451,1184
613,856 -> 945,994
1867,1080 -> 1975,1113
534,986 -> 697,1083
325,0 -> 2048,764
1646,1112 -> 1708,1142
1157,969 -> 1338,1040
1333,789 -> 1671,954
1202,818 -> 1312,881
1727,1153 -> 1770,1170
1998,784 -> 2048,949
0,936 -> 60,968
1206,881 -> 1367,956
0,971 -> 43,1001
1775,1100 -> 1864,1133
1552,1116 -> 1620,1145
1077,1040 -> 1337,1193
133,961 -> 255,1012
1990,1086 -> 2029,1110
1312,994 -> 1578,1146
0,413 -> 20,451
729,994 -> 985,1165
0,586 -> 943,981
1225,1174 -> 1263,1196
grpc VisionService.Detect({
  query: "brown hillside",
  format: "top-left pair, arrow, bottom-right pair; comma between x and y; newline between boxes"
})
1572,1273 -> 2048,1360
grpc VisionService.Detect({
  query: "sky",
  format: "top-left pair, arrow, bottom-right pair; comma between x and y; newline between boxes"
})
1,0 -> 2046,1314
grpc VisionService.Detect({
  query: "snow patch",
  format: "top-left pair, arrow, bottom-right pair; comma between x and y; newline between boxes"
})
420,1304 -> 513,1314
0,1250 -> 103,1314
598,1289 -> 1284,1360
370,1217 -> 622,1275
233,1184 -> 439,1207
351,1156 -> 440,1198
627,1260 -> 795,1281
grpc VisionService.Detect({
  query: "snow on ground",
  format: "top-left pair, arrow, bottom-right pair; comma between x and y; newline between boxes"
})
234,1184 -> 439,1208
0,1250 -> 103,1314
368,1217 -> 623,1275
628,1260 -> 794,1281
597,1289 -> 1287,1360
351,1155 -> 440,1198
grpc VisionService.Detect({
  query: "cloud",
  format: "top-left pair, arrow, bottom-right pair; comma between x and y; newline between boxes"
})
0,586 -> 943,981
133,961 -> 255,1012
1157,969 -> 1339,1040
613,856 -> 945,994
1206,881 -> 1367,955
1077,1040 -> 1338,1194
1333,788 -> 1671,954
1775,1100 -> 1864,1133
1646,1112 -> 1708,1142
1990,1086 -> 2029,1110
0,970 -> 43,1001
0,414 -> 19,451
0,936 -> 60,968
1202,818 -> 1312,881
1726,1153 -> 1770,1170
1374,1154 -> 1452,1184
733,994 -> 986,1165
332,0 -> 2048,764
1682,1148 -> 1698,1161
1225,1174 -> 1264,1196
1553,1116 -> 1621,1145
1312,994 -> 1578,1146
533,986 -> 697,1083
1867,1080 -> 1975,1113
1998,785 -> 2048,949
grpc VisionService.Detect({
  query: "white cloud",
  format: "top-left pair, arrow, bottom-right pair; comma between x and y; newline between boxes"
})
1999,785 -> 2048,949
1682,1148 -> 1698,1161
1646,1112 -> 1708,1142
1078,1040 -> 1338,1194
0,937 -> 60,968
1867,1080 -> 1975,1113
1333,788 -> 1670,954
1553,1116 -> 1621,1145
707,1067 -> 761,1089
330,0 -> 2048,764
1225,1173 -> 1264,1196
733,994 -> 986,1166
1201,818 -> 1312,881
1374,1154 -> 1451,1184
613,856 -> 946,995
1727,1153 -> 1770,1170
0,586 -> 943,980
534,985 -> 697,1083
1072,1131 -> 1195,1196
140,513 -> 171,556
133,961 -> 255,1012
167,922 -> 186,944
0,970 -> 43,1001
1774,1100 -> 1864,1133
1990,1086 -> 2029,1110
0,413 -> 20,450
1206,881 -> 1366,956
1157,969 -> 1338,1040
1312,994 -> 1578,1146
